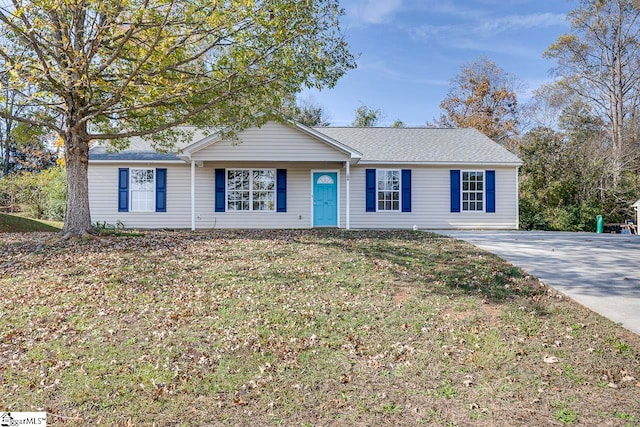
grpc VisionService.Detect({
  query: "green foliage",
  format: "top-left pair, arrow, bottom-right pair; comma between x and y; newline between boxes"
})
519,197 -> 550,230
0,0 -> 355,233
612,410 -> 638,423
43,167 -> 67,221
95,220 -> 144,237
542,0 -> 640,223
517,100 -> 640,231
554,407 -> 578,424
0,166 -> 66,220
437,382 -> 458,399
352,104 -> 383,127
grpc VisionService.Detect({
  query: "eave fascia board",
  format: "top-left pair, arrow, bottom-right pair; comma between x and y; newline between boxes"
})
89,159 -> 187,164
293,121 -> 363,160
356,160 -> 523,167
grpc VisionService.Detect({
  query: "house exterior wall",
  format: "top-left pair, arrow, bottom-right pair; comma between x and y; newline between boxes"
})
349,165 -> 519,230
88,161 -> 348,229
89,162 -> 518,230
89,162 -> 193,228
194,162 -> 345,229
190,122 -> 349,162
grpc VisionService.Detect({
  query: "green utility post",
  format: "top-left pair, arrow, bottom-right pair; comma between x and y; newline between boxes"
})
596,215 -> 604,233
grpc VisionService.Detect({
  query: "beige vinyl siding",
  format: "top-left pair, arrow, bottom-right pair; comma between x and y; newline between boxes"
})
89,162 -> 518,230
191,122 -> 349,162
191,161 -> 345,229
349,165 -> 519,230
88,163 -> 192,229
89,161 -> 347,229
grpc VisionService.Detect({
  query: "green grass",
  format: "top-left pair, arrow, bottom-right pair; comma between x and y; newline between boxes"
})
0,212 -> 62,232
554,407 -> 579,424
1,229 -> 640,426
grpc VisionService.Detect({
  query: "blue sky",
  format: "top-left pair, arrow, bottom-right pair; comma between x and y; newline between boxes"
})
303,0 -> 574,126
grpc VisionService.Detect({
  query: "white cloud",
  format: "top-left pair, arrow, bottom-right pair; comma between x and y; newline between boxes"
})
479,13 -> 567,33
352,0 -> 402,24
407,11 -> 568,58
410,78 -> 450,87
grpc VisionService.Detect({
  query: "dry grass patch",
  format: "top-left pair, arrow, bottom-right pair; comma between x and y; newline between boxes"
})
1,229 -> 639,426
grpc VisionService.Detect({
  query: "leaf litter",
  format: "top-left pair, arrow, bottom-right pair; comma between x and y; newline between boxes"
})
1,229 -> 640,426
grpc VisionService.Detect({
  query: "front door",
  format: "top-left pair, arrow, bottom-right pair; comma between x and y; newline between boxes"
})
313,172 -> 338,227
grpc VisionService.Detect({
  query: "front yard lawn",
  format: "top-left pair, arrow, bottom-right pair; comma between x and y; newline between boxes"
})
0,212 -> 62,233
1,230 -> 639,425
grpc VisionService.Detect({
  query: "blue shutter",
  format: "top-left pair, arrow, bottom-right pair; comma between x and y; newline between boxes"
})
277,169 -> 287,212
366,169 -> 376,212
118,168 -> 129,212
486,170 -> 495,213
215,168 -> 225,212
450,170 -> 461,213
401,169 -> 411,212
155,168 -> 167,212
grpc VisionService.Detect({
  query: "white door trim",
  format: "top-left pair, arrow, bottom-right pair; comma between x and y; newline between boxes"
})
310,170 -> 340,228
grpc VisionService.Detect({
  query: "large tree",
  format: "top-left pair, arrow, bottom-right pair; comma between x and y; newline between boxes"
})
0,0 -> 355,237
545,0 -> 640,181
438,57 -> 519,148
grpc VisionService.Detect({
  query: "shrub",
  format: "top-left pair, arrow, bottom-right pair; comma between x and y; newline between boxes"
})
0,166 -> 66,220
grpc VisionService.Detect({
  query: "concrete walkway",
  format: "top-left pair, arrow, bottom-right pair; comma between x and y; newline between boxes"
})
437,230 -> 640,335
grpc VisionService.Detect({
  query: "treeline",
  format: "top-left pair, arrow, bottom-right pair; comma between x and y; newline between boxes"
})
432,1 -> 640,231
519,0 -> 640,230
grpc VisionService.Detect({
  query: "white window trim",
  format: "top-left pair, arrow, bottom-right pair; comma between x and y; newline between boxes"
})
226,168 -> 276,212
461,170 -> 485,213
376,169 -> 401,212
130,168 -> 155,213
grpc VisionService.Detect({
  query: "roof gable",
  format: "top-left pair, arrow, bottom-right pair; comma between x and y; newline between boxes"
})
182,121 -> 361,162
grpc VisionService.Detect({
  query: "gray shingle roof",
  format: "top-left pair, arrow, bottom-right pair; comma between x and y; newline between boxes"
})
89,123 -> 522,165
314,127 -> 522,165
89,128 -> 211,161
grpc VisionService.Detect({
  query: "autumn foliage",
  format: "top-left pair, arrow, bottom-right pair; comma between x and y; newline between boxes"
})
438,57 -> 519,149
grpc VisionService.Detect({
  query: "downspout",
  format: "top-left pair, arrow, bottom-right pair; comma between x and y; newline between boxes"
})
191,159 -> 196,231
346,160 -> 351,230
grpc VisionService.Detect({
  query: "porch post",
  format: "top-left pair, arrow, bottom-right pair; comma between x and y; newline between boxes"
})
515,167 -> 520,230
191,160 -> 196,231
345,161 -> 351,230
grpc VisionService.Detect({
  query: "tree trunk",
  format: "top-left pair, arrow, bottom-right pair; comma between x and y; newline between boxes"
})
62,129 -> 95,236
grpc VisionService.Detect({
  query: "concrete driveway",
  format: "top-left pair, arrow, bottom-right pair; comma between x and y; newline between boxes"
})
437,230 -> 640,335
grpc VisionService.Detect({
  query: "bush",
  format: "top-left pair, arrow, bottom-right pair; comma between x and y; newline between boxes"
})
43,167 -> 67,220
519,197 -> 550,230
0,175 -> 21,212
0,167 -> 66,220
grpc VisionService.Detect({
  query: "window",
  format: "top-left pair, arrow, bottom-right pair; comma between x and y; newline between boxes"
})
462,171 -> 484,212
227,169 -> 275,211
130,168 -> 155,212
377,169 -> 400,211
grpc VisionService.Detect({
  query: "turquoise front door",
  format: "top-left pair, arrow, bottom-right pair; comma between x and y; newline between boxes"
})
313,172 -> 338,227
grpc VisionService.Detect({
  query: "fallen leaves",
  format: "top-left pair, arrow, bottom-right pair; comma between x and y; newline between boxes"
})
1,230 -> 640,426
